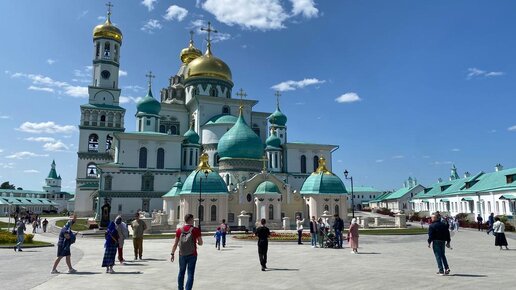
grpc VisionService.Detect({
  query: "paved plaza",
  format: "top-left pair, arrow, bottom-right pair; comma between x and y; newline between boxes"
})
1,219 -> 515,290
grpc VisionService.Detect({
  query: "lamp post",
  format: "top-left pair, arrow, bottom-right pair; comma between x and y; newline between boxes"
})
198,170 -> 210,231
344,170 -> 355,218
7,201 -> 13,232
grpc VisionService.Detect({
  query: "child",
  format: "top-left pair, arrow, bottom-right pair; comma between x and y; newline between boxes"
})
214,227 -> 222,250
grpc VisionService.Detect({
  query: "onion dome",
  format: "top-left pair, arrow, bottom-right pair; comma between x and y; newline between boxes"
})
255,181 -> 280,195
163,177 -> 183,197
136,85 -> 161,115
204,114 -> 238,125
187,42 -> 232,82
265,130 -> 281,150
300,157 -> 347,195
217,107 -> 263,160
180,33 -> 202,64
93,11 -> 123,43
183,121 -> 200,144
180,153 -> 228,195
268,104 -> 287,127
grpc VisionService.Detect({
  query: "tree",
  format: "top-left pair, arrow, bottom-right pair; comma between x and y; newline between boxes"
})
0,181 -> 15,189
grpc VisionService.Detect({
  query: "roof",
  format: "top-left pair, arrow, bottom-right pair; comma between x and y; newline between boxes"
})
369,192 -> 392,202
204,114 -> 238,125
255,181 -> 280,195
464,168 -> 516,193
163,178 -> 183,197
217,110 -> 263,160
268,105 -> 287,126
81,103 -> 125,111
384,184 -> 424,200
300,173 -> 347,195
353,186 -> 382,193
136,87 -> 161,115
180,170 -> 228,195
0,197 -> 58,206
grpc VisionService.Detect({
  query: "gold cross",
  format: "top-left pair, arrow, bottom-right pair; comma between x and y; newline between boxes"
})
236,88 -> 247,100
145,71 -> 155,88
106,2 -> 113,15
200,21 -> 218,44
189,30 -> 195,43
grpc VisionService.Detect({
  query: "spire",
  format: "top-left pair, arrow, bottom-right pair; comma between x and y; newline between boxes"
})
47,160 -> 59,179
236,88 -> 247,114
145,70 -> 156,97
200,21 -> 218,56
450,164 -> 459,180
106,2 -> 113,23
275,91 -> 282,110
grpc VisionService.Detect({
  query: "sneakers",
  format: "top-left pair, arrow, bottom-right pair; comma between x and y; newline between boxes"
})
51,269 -> 60,274
13,246 -> 16,252
436,272 -> 445,276
445,269 -> 450,275
68,268 -> 77,274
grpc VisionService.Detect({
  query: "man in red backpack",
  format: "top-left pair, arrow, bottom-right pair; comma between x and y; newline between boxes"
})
171,214 -> 203,290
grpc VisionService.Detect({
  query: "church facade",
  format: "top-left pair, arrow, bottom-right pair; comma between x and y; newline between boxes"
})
74,9 -> 348,229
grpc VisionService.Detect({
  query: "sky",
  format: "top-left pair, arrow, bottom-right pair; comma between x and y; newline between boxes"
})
0,0 -> 515,193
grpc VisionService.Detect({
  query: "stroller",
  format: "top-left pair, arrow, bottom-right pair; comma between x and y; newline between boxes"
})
324,232 -> 339,248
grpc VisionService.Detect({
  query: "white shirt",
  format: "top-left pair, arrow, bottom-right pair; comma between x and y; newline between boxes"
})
296,219 -> 304,231
493,221 -> 505,233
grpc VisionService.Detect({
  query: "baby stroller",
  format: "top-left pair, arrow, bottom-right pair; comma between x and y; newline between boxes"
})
325,232 -> 339,248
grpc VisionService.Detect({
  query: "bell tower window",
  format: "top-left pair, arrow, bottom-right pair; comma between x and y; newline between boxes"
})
87,163 -> 97,178
88,134 -> 99,152
103,42 -> 110,58
210,88 -> 217,97
95,42 -> 100,58
106,134 -> 113,150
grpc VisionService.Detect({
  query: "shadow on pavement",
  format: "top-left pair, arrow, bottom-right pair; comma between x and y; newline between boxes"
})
140,258 -> 166,261
266,268 -> 299,271
71,271 -> 102,275
122,263 -> 147,266
112,271 -> 142,274
451,274 -> 487,278
357,252 -> 381,255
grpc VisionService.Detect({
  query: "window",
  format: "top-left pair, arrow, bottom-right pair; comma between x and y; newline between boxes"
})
87,163 -> 97,178
211,205 -> 217,221
95,42 -> 100,57
189,149 -> 193,166
183,149 -> 187,166
170,125 -> 178,135
141,173 -> 154,191
138,119 -> 142,131
496,201 -> 500,213
268,204 -> 274,220
225,174 -> 229,185
198,205 -> 204,221
295,212 -> 303,219
118,204 -> 122,212
100,115 -> 106,122
252,124 -> 260,137
104,175 -> 112,190
157,148 -> 165,169
300,155 -> 306,173
104,42 -> 110,57
210,88 -> 217,97
334,204 -> 339,215
502,201 -> 507,214
146,119 -> 151,126
228,213 -> 235,223
246,193 -> 252,202
139,147 -> 148,168
222,106 -> 230,115
177,205 -> 180,220
215,153 -> 220,166
159,125 -> 166,133
106,135 -> 113,150
313,156 -> 319,172
88,134 -> 99,152
324,204 -> 329,211
274,153 -> 278,168
114,44 -> 119,62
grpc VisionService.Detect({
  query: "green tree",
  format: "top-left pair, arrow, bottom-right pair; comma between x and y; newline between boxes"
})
0,181 -> 16,189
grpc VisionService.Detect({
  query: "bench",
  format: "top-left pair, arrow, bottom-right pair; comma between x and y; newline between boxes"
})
229,225 -> 249,233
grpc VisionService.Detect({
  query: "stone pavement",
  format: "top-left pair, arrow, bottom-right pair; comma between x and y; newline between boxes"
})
1,220 -> 515,290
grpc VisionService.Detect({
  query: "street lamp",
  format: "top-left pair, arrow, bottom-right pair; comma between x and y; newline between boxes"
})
7,201 -> 13,232
344,170 -> 355,218
198,169 -> 210,231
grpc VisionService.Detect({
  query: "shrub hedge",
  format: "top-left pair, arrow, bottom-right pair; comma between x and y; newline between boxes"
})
0,230 -> 34,244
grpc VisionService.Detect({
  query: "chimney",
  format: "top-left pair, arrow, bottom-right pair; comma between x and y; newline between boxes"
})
464,172 -> 471,178
495,164 -> 503,172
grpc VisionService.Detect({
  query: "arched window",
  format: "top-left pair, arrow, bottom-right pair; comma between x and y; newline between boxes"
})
114,44 -> 119,62
104,175 -> 112,190
104,42 -> 110,57
176,205 -> 180,220
324,204 -> 329,211
106,134 -> 113,150
225,174 -> 229,185
88,134 -> 99,152
300,155 -> 306,173
159,125 -> 166,133
268,204 -> 274,220
141,172 -> 154,191
189,149 -> 193,166
198,205 -> 204,221
157,148 -> 165,169
334,204 -> 339,215
313,156 -> 319,172
139,147 -> 148,168
95,42 -> 100,57
252,124 -> 260,137
87,163 -> 97,178
170,125 -> 178,135
100,115 -> 106,122
214,153 -> 220,166
193,88 -> 198,96
210,87 -> 217,97
183,149 -> 187,166
211,205 -> 217,221
222,105 -> 230,115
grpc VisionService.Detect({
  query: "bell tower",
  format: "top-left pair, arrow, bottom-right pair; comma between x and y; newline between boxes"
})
75,2 -> 126,217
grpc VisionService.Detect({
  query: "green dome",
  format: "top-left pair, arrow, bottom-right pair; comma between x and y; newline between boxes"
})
204,114 -> 238,125
183,126 -> 200,144
265,131 -> 281,149
217,109 -> 263,160
255,181 -> 280,195
300,157 -> 347,195
136,87 -> 161,115
163,177 -> 183,197
180,170 -> 228,195
268,106 -> 287,126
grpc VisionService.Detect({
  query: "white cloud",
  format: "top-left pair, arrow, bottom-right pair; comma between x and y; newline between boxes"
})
119,70 -> 128,77
120,96 -> 143,104
0,149 -> 3,153
28,86 -> 54,93
467,68 -> 504,79
0,115 -> 11,119
25,137 -> 56,142
77,10 -> 89,19
392,155 -> 405,159
17,121 -> 77,134
123,85 -> 145,92
97,15 -> 106,21
46,59 -> 56,65
24,169 -> 40,173
164,5 -> 188,21
451,148 -> 461,152
375,159 -> 384,163
271,78 -> 325,91
142,0 -> 158,11
432,161 -> 453,166
335,92 -> 361,103
201,0 -> 289,31
290,0 -> 319,18
5,152 -> 48,159
508,125 -> 516,131
63,85 -> 88,97
43,141 -> 69,152
141,19 -> 163,33
0,162 -> 14,169
422,155 -> 431,159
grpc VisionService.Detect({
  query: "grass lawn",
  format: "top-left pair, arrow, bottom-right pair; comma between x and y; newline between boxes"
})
55,218 -> 90,231
0,240 -> 53,247
0,221 -> 14,228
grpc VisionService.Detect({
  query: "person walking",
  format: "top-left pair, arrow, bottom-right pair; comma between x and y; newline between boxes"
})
220,219 -> 229,248
14,219 -> 26,252
42,218 -> 49,233
102,221 -> 119,273
317,218 -> 325,248
214,227 -> 222,250
347,218 -> 359,254
296,216 -> 304,245
131,212 -> 147,260
51,215 -> 77,274
171,214 -> 203,290
32,219 -> 38,233
115,215 -> 129,264
486,213 -> 495,235
309,216 -> 318,248
493,217 -> 509,250
428,214 -> 451,276
333,214 -> 344,248
255,218 -> 270,271
476,214 -> 483,231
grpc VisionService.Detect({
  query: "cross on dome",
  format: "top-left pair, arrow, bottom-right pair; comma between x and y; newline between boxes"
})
274,91 -> 282,106
236,88 -> 247,111
200,21 -> 218,54
145,71 -> 155,88
106,2 -> 113,20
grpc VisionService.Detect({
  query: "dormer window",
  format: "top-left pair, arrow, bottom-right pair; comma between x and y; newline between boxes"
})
507,174 -> 516,184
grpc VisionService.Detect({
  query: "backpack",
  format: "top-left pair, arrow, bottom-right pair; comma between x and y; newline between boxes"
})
179,226 -> 196,256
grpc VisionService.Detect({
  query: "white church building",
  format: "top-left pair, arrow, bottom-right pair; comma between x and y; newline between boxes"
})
74,8 -> 348,229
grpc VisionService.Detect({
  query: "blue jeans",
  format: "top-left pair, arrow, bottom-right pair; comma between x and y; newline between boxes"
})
16,234 -> 24,250
178,255 -> 197,290
222,232 -> 227,247
335,230 -> 343,248
310,233 -> 318,247
432,240 -> 449,273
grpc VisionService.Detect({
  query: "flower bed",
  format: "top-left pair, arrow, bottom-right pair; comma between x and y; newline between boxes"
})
234,232 -> 311,241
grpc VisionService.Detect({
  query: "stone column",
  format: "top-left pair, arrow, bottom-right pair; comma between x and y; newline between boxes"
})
374,217 -> 380,227
238,210 -> 250,230
362,217 -> 370,229
395,214 -> 406,228
282,217 -> 291,230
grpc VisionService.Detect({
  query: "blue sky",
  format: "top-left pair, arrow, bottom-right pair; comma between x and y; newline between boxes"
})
1,0 -> 515,192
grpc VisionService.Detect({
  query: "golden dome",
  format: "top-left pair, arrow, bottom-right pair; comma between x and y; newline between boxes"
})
180,36 -> 202,64
93,14 -> 123,43
187,44 -> 232,82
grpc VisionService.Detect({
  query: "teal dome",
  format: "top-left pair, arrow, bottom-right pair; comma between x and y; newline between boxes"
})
217,109 -> 263,160
300,157 -> 347,195
163,177 -> 183,197
183,126 -> 200,144
265,131 -> 281,149
268,106 -> 287,126
180,170 -> 228,195
137,87 -> 161,115
255,181 -> 280,195
204,114 -> 238,125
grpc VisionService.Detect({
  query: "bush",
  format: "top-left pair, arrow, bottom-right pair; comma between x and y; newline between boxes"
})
409,212 -> 421,222
376,208 -> 395,217
0,231 -> 34,244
